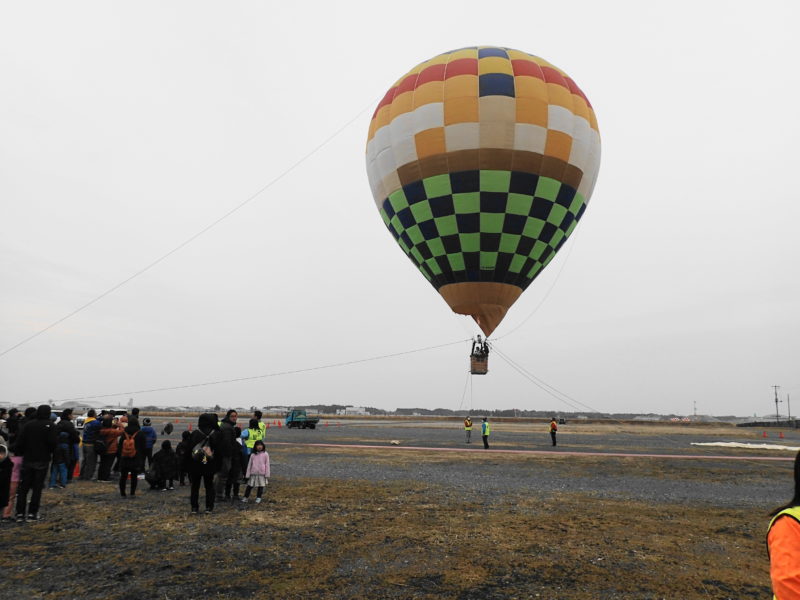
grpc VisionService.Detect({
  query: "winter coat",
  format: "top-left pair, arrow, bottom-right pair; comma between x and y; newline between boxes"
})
217,418 -> 239,458
117,424 -> 147,470
53,433 -> 71,464
152,448 -> 179,481
98,424 -> 124,455
0,455 -> 11,508
245,450 -> 270,478
82,417 -> 101,443
14,406 -> 58,469
141,426 -> 157,450
56,418 -> 81,446
183,413 -> 221,475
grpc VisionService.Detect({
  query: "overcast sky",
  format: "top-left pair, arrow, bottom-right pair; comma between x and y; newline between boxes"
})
1,1 -> 798,416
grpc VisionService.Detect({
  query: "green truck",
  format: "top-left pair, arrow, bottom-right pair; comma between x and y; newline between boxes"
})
285,409 -> 320,429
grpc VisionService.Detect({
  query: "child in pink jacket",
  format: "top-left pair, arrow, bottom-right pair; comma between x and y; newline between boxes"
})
241,440 -> 270,504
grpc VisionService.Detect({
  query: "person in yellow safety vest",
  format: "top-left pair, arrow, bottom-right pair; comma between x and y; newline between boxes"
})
244,418 -> 264,451
549,418 -> 558,447
463,416 -> 473,444
254,410 -> 266,439
768,450 -> 800,599
481,417 -> 490,449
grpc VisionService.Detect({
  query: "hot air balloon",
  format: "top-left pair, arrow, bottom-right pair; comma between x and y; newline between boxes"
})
366,47 -> 600,338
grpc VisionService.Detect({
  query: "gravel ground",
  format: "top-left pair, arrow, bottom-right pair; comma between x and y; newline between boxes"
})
148,418 -> 795,509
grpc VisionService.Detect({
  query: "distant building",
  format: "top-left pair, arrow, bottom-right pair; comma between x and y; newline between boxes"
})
336,406 -> 368,416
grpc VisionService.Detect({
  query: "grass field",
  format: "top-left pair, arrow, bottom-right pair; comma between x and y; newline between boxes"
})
0,422 -> 786,599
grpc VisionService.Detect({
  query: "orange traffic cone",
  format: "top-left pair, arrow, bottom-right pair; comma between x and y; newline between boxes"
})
73,461 -> 81,478
188,423 -> 192,431
266,423 -> 270,429
780,431 -> 785,439
278,421 -> 282,428
763,431 -> 768,438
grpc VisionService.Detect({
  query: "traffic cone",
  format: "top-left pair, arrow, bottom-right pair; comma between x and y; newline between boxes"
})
780,432 -> 785,439
188,423 -> 192,431
266,423 -> 270,429
762,431 -> 767,438
73,461 -> 81,478
325,421 -> 328,427
278,421 -> 282,428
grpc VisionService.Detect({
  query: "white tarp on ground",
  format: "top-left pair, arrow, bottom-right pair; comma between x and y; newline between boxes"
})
691,442 -> 800,451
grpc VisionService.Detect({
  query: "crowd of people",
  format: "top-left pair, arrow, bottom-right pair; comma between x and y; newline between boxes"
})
0,406 -> 271,520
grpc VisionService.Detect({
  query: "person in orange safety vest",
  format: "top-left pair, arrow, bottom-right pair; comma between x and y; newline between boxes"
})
768,450 -> 800,599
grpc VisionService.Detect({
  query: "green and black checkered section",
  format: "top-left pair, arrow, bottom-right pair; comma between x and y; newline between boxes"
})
379,170 -> 586,291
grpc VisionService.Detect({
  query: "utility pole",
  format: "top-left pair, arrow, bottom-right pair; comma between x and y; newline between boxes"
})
693,400 -> 697,417
773,385 -> 781,422
788,394 -> 792,423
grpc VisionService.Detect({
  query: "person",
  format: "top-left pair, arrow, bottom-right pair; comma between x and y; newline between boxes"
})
140,417 -> 157,470
184,413 -> 220,514
5,409 -> 22,450
2,442 -> 23,521
175,430 -> 191,486
549,418 -> 558,447
117,417 -> 146,498
56,409 -> 80,482
97,416 -> 124,482
242,418 -> 264,467
253,410 -> 267,440
48,432 -> 70,489
149,440 -> 179,491
464,416 -> 473,443
481,417 -> 490,449
0,441 -> 12,520
768,450 -> 800,598
14,404 -> 57,521
471,335 -> 484,357
241,440 -> 270,504
80,409 -> 100,480
227,423 -> 243,500
214,410 -> 239,501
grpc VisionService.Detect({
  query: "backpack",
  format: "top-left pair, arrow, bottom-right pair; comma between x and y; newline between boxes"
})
121,431 -> 138,458
191,432 -> 213,464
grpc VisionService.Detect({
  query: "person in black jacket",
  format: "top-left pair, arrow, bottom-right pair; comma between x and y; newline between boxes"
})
117,418 -> 146,498
183,413 -> 220,514
214,410 -> 239,501
150,440 -> 179,490
14,405 -> 57,521
56,409 -> 81,483
175,430 -> 192,486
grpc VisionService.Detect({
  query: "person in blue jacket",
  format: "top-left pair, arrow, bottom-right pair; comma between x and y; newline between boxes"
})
140,418 -> 158,470
80,409 -> 102,480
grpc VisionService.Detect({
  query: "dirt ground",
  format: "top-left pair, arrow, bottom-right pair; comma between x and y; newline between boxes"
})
0,420 -> 790,599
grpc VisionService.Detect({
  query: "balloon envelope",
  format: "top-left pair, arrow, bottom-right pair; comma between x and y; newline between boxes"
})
366,47 -> 600,336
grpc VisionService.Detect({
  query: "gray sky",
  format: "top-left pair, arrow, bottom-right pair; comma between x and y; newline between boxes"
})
2,1 -> 798,416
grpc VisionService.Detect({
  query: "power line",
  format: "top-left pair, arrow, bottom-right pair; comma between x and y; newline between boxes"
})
492,343 -> 791,468
1,100 -> 376,359
54,338 -> 469,402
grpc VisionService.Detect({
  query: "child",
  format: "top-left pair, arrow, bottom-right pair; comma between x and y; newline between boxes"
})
151,440 -> 179,490
175,430 -> 192,486
0,442 -> 11,519
241,440 -> 270,504
49,432 -> 70,489
1,446 -> 22,521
